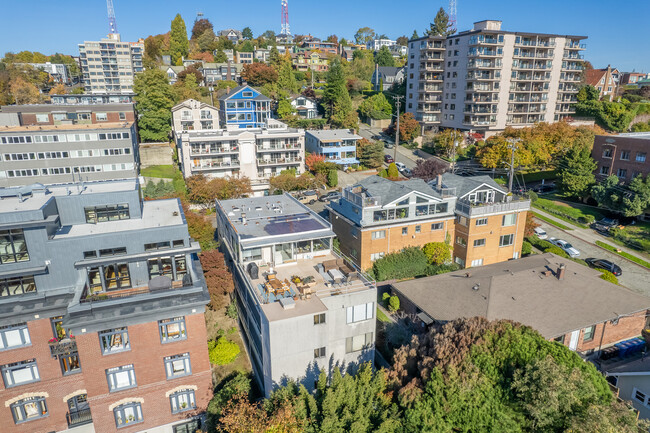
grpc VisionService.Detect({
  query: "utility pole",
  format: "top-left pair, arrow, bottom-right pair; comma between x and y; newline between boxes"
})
450,129 -> 459,173
393,96 -> 403,161
505,138 -> 520,193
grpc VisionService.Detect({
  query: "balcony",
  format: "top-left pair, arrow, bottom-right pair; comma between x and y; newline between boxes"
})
343,186 -> 381,207
67,408 -> 93,428
421,74 -> 443,82
565,42 -> 587,50
466,72 -> 500,81
80,276 -> 194,304
515,40 -> 555,47
257,156 -> 302,166
193,161 -> 240,170
190,146 -> 239,156
256,143 -> 301,151
468,60 -> 502,69
463,117 -> 497,126
563,53 -> 584,60
456,196 -> 531,217
49,338 -> 78,357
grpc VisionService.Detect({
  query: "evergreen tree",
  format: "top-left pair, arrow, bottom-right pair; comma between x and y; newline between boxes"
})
427,7 -> 455,37
557,145 -> 597,199
591,175 -> 624,213
277,56 -> 298,94
214,49 -> 228,63
411,30 -> 419,39
269,46 -> 281,69
133,69 -> 176,142
374,46 -> 395,67
323,60 -> 357,129
622,175 -> 650,217
170,14 -> 189,66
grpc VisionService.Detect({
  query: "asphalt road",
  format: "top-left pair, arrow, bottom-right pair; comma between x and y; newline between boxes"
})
358,123 -> 418,171
537,221 -> 650,296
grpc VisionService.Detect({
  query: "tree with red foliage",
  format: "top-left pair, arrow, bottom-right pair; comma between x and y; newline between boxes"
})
241,63 -> 278,87
199,249 -> 234,309
412,158 -> 448,182
189,51 -> 214,63
399,112 -> 420,142
524,211 -> 540,237
302,87 -> 316,99
191,18 -> 213,40
305,153 -> 326,171
177,64 -> 203,84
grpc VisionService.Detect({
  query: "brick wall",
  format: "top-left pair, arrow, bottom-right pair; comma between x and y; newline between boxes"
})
592,135 -> 650,183
18,110 -> 135,126
554,313 -> 647,353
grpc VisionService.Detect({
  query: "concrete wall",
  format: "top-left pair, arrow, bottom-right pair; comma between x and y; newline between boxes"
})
139,143 -> 174,168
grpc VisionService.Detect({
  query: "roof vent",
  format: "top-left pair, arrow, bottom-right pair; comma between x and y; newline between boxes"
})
279,297 -> 296,309
472,283 -> 480,291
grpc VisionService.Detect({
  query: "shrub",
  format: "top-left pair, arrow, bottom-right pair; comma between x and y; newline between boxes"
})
378,168 -> 388,178
526,236 -> 554,251
544,246 -> 570,259
206,372 -> 251,431
382,292 -> 390,308
600,270 -> 619,285
422,242 -> 451,265
208,337 -> 240,365
327,169 -> 338,187
388,295 -> 400,312
527,190 -> 538,203
578,214 -> 596,224
424,263 -> 460,276
387,163 -> 399,179
226,300 -> 238,320
521,240 -> 533,256
372,247 -> 429,281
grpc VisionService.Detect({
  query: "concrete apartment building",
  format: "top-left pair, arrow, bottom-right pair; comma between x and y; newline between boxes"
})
215,194 -> 376,397
305,129 -> 360,169
328,174 -> 530,271
78,34 -> 144,94
593,133 -> 650,183
406,20 -> 587,135
0,179 -> 211,433
0,103 -> 136,127
0,122 -> 138,188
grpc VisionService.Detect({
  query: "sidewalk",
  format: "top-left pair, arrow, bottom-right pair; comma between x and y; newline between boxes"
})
532,207 -> 649,264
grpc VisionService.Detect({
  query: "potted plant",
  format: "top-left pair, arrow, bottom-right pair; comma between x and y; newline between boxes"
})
181,402 -> 187,409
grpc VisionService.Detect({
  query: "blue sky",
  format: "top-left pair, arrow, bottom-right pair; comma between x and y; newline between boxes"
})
1,0 -> 648,72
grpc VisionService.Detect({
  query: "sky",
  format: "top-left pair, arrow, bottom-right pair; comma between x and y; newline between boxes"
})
1,0 -> 648,72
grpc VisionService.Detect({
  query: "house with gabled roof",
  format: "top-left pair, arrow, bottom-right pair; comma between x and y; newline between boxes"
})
218,85 -> 272,129
290,95 -> 318,119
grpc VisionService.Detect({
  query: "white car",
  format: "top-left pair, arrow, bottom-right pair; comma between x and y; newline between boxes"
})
549,237 -> 580,258
534,227 -> 547,240
395,162 -> 407,172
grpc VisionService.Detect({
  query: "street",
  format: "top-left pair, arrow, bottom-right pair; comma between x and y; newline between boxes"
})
358,123 -> 419,170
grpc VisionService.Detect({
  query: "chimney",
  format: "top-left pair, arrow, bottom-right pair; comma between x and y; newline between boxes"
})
557,263 -> 566,281
436,174 -> 442,192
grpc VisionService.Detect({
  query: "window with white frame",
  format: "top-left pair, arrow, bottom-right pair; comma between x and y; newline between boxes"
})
476,218 -> 488,226
431,222 -> 443,231
470,258 -> 484,267
370,252 -> 385,262
241,248 -> 262,262
0,323 -> 30,350
159,317 -> 187,343
164,353 -> 192,379
346,302 -> 375,324
314,347 -> 326,359
11,396 -> 48,424
633,388 -> 648,405
106,364 -> 137,391
99,327 -> 130,354
502,213 -> 517,227
499,234 -> 514,247
473,238 -> 486,248
170,389 -> 196,414
313,313 -> 326,325
345,332 -> 374,353
1,359 -> 40,387
371,230 -> 386,240
583,325 -> 595,342
113,402 -> 143,428
96,112 -> 108,121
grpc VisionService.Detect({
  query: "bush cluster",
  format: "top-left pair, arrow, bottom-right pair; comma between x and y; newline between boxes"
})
372,247 -> 428,281
208,337 -> 240,366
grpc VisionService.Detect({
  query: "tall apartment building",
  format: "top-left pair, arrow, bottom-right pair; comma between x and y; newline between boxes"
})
78,34 -> 144,94
328,174 -> 530,271
406,20 -> 587,136
0,179 -> 211,433
0,103 -> 136,127
215,194 -> 376,397
0,122 -> 138,187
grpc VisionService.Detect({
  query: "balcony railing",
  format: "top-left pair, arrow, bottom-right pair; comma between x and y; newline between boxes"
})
193,161 -> 240,170
67,408 -> 93,428
49,339 -> 78,357
257,157 -> 302,166
343,187 -> 381,208
80,277 -> 194,304
256,143 -> 301,151
190,147 -> 239,156
456,196 -> 531,217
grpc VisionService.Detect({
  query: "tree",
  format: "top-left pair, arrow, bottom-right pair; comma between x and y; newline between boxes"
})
433,129 -> 462,159
591,175 -> 624,213
327,169 -> 338,187
262,30 -> 276,42
326,34 -> 339,44
170,14 -> 189,66
349,49 -> 374,82
396,36 -> 408,46
358,93 -> 392,120
196,28 -> 217,52
411,30 -> 419,39
356,138 -> 384,168
277,55 -> 298,94
524,212 -> 540,237
214,49 -> 228,63
576,85 -> 600,103
305,153 -> 326,171
241,63 -> 278,86
557,145 -> 597,199
48,83 -> 66,95
427,7 -> 455,37
374,46 -> 395,67
186,175 -> 253,208
143,33 -> 169,66
387,162 -> 399,179
339,37 -> 348,46
622,174 -> 650,217
10,76 -> 40,104
200,249 -> 235,309
398,112 -> 420,142
354,27 -> 376,45
206,373 -> 252,432
177,64 -> 203,83
323,60 -> 357,128
422,242 -> 452,265
277,98 -> 295,119
412,158 -> 447,181
269,171 -> 319,193
242,27 -> 253,40
191,18 -> 213,40
131,69 -> 176,143
189,50 -> 214,63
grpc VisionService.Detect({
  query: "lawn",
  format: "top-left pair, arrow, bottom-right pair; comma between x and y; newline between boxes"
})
532,197 -> 605,228
532,211 -> 573,231
596,241 -> 650,269
141,164 -> 178,179
377,308 -> 392,323
609,222 -> 650,255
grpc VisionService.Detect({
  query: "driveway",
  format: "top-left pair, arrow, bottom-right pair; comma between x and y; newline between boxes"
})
536,221 -> 650,296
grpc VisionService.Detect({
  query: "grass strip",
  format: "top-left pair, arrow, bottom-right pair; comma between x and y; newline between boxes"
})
532,203 -> 588,229
532,211 -> 573,231
377,308 -> 392,323
595,241 -> 650,269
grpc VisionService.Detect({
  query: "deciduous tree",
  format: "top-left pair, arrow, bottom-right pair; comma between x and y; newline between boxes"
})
374,46 -> 395,67
191,18 -> 213,40
48,83 -> 66,95
10,76 -> 40,104
242,27 -> 253,40
396,36 -> 408,46
412,158 -> 447,181
422,242 -> 451,265
358,93 -> 392,120
199,249 -> 234,309
241,63 -> 278,86
354,27 -> 376,45
398,112 -> 420,142
170,14 -> 189,66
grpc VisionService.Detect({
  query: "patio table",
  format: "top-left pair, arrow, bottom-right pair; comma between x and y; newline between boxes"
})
329,268 -> 344,282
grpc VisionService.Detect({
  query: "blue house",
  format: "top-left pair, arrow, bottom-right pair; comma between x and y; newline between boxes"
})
218,85 -> 272,129
305,129 -> 361,169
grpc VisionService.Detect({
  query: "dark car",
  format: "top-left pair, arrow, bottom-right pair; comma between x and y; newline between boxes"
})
533,183 -> 555,193
585,258 -> 623,276
591,218 -> 619,233
318,191 -> 341,202
384,154 -> 394,164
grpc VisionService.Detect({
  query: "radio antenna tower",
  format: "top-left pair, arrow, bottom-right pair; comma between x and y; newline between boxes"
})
449,0 -> 457,33
106,0 -> 118,34
281,0 -> 290,36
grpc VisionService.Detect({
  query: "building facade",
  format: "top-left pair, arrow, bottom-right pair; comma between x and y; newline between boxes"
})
0,123 -> 139,187
290,96 -> 318,119
218,85 -> 272,129
291,52 -> 330,72
0,179 -> 211,433
592,133 -> 650,183
586,66 -> 618,99
78,34 -> 144,94
367,39 -> 396,51
300,40 -> 338,55
27,63 -> 71,84
215,194 -> 376,397
200,63 -> 243,85
621,72 -> 648,86
0,103 -> 136,127
50,94 -> 136,105
406,20 -> 587,135
171,99 -> 220,135
305,129 -> 360,169
372,66 -> 406,91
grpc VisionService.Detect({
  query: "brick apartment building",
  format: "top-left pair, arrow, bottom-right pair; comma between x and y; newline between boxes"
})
0,103 -> 136,127
593,133 -> 650,183
0,179 -> 211,433
328,174 -> 530,271
390,253 -> 650,357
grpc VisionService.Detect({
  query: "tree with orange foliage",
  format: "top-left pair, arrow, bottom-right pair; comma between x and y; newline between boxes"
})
11,76 -> 40,104
189,51 -> 214,63
49,83 -> 66,95
241,63 -> 278,87
305,153 -> 326,171
199,249 -> 234,309
398,112 -> 420,142
185,175 -> 252,208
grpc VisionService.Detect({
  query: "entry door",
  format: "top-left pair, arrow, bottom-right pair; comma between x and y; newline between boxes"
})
568,330 -> 580,351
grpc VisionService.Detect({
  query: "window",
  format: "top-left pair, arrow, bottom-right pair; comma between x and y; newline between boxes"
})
84,204 -> 129,223
159,317 -> 187,343
145,241 -> 171,251
473,238 -> 486,248
620,150 -> 630,160
415,225 -> 421,234
431,222 -> 443,231
119,112 -> 126,120
106,364 -> 137,391
11,396 -> 48,424
2,359 -> 39,387
476,218 -> 488,226
471,259 -> 483,267
371,230 -> 386,240
0,229 -> 29,263
583,325 -> 595,342
174,419 -> 202,433
102,263 -> 131,290
60,353 -> 81,375
502,213 -> 517,226
633,388 -> 648,405
113,402 -> 143,428
314,347 -> 326,359
402,227 -> 408,235
456,236 -> 467,247
600,166 -> 610,175
313,313 -> 326,325
345,332 -> 374,353
242,91 -> 253,97
241,248 -> 262,262
164,353 -> 192,378
99,328 -> 130,354
499,234 -> 514,247
99,247 -> 127,256
346,302 -> 375,324
96,112 -> 108,121
456,215 -> 468,226
370,252 -> 385,261
170,389 -> 196,414
0,323 -> 31,350
36,114 -> 49,123
602,149 -> 613,158
617,168 -> 627,178
637,152 -> 647,163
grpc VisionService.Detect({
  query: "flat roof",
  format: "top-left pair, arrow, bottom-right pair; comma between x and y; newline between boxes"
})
262,295 -> 328,322
616,132 -> 650,139
0,122 -> 133,132
0,104 -> 134,113
306,129 -> 361,141
391,253 -> 650,339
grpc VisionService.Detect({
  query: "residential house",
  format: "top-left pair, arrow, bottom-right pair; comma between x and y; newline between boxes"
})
0,179 -> 211,433
388,45 -> 408,58
620,72 -> 648,86
218,85 -> 272,129
0,103 -> 136,127
254,48 -> 271,63
171,99 -> 219,135
290,96 -> 318,119
25,63 -> 71,84
214,49 -> 235,63
305,129 -> 360,169
276,34 -> 293,45
300,39 -> 338,55
592,133 -> 650,183
215,194 -> 377,397
371,66 -> 406,91
291,51 -> 330,73
390,253 -> 650,355
200,63 -> 243,85
367,38 -> 396,51
606,358 -> 650,421
219,29 -> 243,42
235,51 -> 254,64
586,65 -> 618,99
161,66 -> 185,85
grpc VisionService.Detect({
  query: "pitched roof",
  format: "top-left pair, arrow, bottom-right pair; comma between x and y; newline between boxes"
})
430,173 -> 504,198
356,176 -> 443,204
585,69 -> 607,87
375,66 -> 404,79
171,99 -> 218,113
218,85 -> 271,101
391,253 -> 650,339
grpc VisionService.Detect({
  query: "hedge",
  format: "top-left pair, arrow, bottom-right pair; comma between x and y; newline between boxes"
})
208,337 -> 240,366
372,247 -> 428,281
599,270 -> 619,285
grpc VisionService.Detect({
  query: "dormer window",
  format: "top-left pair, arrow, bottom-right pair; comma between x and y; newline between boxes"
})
242,91 -> 253,98
468,190 -> 495,204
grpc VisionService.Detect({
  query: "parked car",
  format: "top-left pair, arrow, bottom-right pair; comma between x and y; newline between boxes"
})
533,183 -> 556,193
384,141 -> 394,149
533,227 -> 547,240
591,218 -> 619,233
384,154 -> 394,164
585,258 -> 622,276
402,168 -> 413,178
318,191 -> 341,202
295,190 -> 318,205
395,162 -> 407,172
548,237 -> 581,258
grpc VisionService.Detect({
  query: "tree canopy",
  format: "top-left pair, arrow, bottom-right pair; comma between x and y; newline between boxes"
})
427,7 -> 456,37
170,14 -> 189,66
358,93 -> 392,120
375,46 -> 395,67
191,18 -> 213,40
133,69 -> 176,142
556,144 -> 597,199
354,27 -> 376,45
241,63 -> 278,87
323,60 -> 357,129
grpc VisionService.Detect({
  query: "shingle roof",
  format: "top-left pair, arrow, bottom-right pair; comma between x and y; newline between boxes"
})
585,69 -> 608,87
391,253 -> 650,339
376,66 -> 404,79
430,173 -> 504,198
218,85 -> 271,101
357,176 -> 442,204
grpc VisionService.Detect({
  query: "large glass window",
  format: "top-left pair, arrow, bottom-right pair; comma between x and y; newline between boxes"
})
313,238 -> 330,252
113,402 -> 143,428
60,353 -> 81,375
106,364 -> 137,391
296,240 -> 312,254
345,332 -> 374,353
159,317 -> 187,343
0,323 -> 31,351
241,248 -> 262,262
346,302 -> 374,324
164,353 -> 192,379
499,234 -> 514,247
502,213 -> 517,227
1,359 -> 40,387
173,419 -> 201,433
170,389 -> 196,414
0,229 -> 29,263
371,230 -> 386,240
11,396 -> 48,424
103,263 -> 131,290
99,327 -> 130,354
84,204 -> 130,223
148,257 -> 173,278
